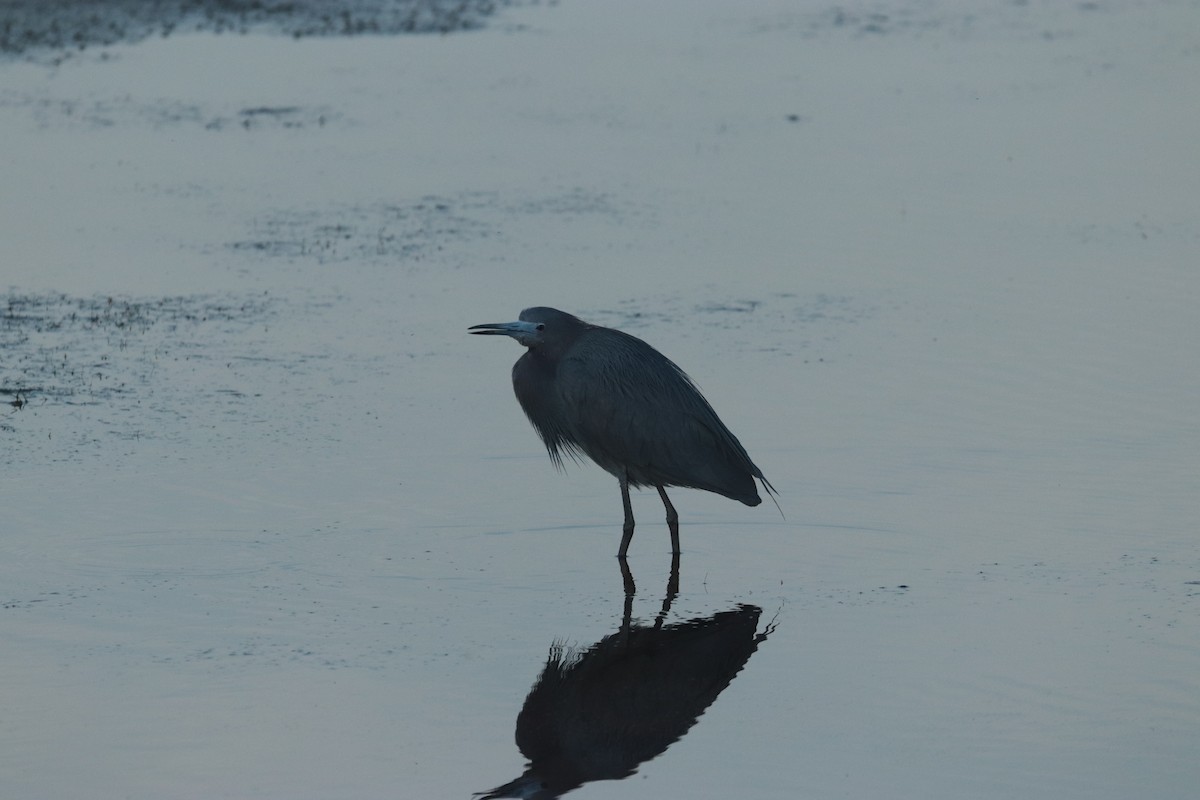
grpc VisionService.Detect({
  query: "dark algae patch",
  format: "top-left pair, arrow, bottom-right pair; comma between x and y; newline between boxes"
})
1,292 -> 277,462
0,0 -> 518,60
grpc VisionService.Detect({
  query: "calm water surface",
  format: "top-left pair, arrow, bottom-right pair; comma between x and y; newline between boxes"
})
2,1 -> 1198,798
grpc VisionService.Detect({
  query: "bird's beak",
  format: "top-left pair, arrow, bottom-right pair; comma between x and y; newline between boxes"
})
468,321 -> 538,337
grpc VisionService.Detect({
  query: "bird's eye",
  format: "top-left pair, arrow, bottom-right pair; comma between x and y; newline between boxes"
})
536,324 -> 545,331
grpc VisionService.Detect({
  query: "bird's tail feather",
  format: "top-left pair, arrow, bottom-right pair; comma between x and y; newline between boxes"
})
759,476 -> 784,520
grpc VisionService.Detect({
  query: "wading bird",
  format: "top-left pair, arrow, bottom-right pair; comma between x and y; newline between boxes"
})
470,307 -> 775,556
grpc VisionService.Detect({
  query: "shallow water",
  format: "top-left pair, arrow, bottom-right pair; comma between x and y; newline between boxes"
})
2,1 -> 1199,798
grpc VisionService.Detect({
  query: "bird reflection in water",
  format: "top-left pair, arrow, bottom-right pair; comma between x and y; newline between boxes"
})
477,558 -> 776,799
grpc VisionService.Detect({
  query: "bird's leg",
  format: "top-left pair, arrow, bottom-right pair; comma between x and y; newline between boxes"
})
656,484 -> 681,554
617,473 -> 636,558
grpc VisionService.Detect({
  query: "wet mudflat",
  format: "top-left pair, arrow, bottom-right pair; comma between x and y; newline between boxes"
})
2,1 -> 1199,798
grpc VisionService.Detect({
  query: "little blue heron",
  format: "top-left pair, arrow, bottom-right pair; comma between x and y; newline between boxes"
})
470,307 -> 776,557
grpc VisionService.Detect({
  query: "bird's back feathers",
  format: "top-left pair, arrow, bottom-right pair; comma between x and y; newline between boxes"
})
518,325 -> 768,504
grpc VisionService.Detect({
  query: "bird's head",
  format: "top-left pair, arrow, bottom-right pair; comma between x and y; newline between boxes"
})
469,307 -> 585,349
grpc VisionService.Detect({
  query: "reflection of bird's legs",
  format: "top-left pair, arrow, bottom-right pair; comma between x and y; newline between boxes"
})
618,549 -> 635,638
656,484 -> 680,554
618,556 -> 636,596
618,473 -> 636,558
621,588 -> 635,639
654,551 -> 681,630
667,551 -> 680,601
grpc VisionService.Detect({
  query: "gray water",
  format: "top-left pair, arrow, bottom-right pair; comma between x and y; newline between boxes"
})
2,1 -> 1199,797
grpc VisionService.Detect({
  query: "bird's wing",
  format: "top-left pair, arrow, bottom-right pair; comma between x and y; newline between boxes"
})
557,330 -> 761,500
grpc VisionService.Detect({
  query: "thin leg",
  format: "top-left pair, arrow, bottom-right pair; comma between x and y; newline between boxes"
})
656,484 -> 680,554
617,473 -> 635,558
